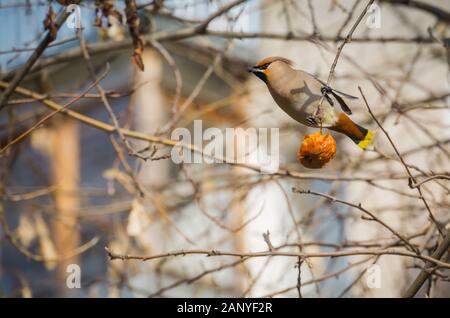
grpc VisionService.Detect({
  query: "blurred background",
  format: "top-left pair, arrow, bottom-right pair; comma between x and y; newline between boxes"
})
0,0 -> 449,297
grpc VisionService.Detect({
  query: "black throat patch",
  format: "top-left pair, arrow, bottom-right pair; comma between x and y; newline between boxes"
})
254,71 -> 268,84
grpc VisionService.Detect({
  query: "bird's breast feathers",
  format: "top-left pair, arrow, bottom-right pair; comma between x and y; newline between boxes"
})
268,82 -> 338,127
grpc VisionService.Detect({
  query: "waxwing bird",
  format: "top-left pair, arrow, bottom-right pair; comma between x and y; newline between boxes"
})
248,56 -> 373,149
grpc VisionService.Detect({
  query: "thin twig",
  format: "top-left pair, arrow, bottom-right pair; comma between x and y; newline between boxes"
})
358,86 -> 443,237
0,1 -> 81,111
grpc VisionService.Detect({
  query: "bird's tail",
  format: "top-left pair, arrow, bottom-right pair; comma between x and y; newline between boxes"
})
331,113 -> 373,149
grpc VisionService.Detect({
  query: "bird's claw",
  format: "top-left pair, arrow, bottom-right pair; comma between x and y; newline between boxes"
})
306,115 -> 320,127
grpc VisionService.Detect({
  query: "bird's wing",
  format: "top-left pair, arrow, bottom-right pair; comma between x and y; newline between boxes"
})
289,70 -> 356,115
302,72 -> 357,115
329,90 -> 353,115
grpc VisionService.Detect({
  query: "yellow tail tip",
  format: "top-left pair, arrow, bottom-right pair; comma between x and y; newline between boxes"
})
357,130 -> 373,149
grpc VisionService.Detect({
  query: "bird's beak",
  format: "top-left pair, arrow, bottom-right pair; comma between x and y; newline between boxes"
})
247,66 -> 268,83
247,66 -> 266,75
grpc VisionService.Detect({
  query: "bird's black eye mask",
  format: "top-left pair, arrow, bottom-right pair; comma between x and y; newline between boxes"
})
256,63 -> 270,70
248,63 -> 271,83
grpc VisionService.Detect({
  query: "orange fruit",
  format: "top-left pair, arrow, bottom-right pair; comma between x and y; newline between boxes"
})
297,132 -> 336,169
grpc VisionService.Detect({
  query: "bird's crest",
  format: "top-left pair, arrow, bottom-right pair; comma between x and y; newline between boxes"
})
254,56 -> 294,68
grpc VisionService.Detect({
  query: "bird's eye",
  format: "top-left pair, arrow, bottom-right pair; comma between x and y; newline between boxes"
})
259,63 -> 270,70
